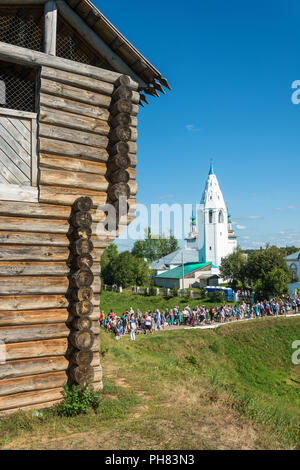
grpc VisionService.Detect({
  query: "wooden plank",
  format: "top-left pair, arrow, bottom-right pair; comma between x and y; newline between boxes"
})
40,79 -> 112,108
0,184 -> 38,202
0,371 -> 67,397
5,339 -> 68,361
0,216 -> 70,233
39,123 -> 109,148
0,244 -> 102,260
39,137 -> 109,162
39,185 -> 107,207
44,0 -> 57,55
0,399 -> 62,416
39,105 -> 110,135
0,276 -> 101,295
0,200 -> 105,221
39,153 -> 107,175
41,66 -> 114,95
0,245 -> 68,261
39,167 -> 109,191
0,231 -> 105,247
0,353 -> 100,380
0,306 -> 100,326
0,153 -> 25,185
0,387 -> 64,411
3,117 -> 31,157
0,260 -> 100,276
0,294 -> 100,311
0,118 -> 31,166
0,320 -> 100,343
0,108 -> 37,120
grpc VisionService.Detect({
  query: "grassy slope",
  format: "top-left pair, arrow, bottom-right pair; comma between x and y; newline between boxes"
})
0,316 -> 299,450
99,290 -> 229,314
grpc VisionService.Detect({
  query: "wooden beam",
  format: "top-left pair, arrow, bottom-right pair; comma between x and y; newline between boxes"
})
0,42 -> 139,89
44,0 -> 57,56
0,0 -> 46,3
56,0 -> 146,88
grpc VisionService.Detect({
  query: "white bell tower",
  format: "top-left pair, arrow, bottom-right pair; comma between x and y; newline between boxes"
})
198,162 -> 236,266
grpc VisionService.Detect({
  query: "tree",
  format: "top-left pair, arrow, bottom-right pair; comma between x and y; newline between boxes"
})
132,227 -> 179,262
254,267 -> 290,300
106,251 -> 150,288
101,244 -> 118,285
245,245 -> 291,286
219,247 -> 247,290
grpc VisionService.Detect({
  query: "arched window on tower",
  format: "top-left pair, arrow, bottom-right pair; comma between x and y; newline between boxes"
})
218,210 -> 224,223
209,210 -> 213,223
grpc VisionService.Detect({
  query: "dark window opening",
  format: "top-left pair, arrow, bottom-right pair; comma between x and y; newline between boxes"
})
0,61 -> 37,113
0,6 -> 44,52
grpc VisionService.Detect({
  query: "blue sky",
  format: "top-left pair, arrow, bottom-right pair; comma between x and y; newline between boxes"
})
95,0 -> 300,251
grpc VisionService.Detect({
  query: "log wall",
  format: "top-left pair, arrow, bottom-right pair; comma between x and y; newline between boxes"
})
0,64 -> 139,414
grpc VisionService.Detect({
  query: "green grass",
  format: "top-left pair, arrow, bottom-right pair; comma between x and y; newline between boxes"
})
1,316 -> 299,449
99,289 -> 230,315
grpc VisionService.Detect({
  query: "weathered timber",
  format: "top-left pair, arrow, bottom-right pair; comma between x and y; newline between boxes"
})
44,0 -> 57,55
69,364 -> 94,385
110,113 -> 137,128
129,180 -> 138,196
109,169 -> 130,184
0,276 -> 100,295
69,329 -> 94,350
110,99 -> 139,117
71,287 -> 94,302
112,85 -> 140,103
39,186 -> 107,207
0,42 -> 139,89
73,254 -> 94,269
107,154 -> 130,171
0,371 -> 67,397
41,67 -> 114,95
40,79 -> 112,108
0,294 -> 99,311
39,123 -> 109,148
107,183 -> 130,201
70,269 -> 94,288
71,238 -> 94,256
0,245 -> 68,260
71,349 -> 93,366
0,308 -> 99,327
39,105 -> 110,135
0,261 -> 99,276
109,125 -> 132,144
39,153 -> 107,175
72,317 -> 92,331
39,138 -> 108,162
0,356 -> 68,380
70,211 -> 92,228
0,387 -> 64,411
70,300 -> 94,317
73,196 -> 93,212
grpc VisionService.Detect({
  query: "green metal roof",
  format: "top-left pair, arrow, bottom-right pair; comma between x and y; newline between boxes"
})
156,262 -> 212,279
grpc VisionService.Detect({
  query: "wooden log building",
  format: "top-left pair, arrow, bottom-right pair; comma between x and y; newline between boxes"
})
0,0 -> 169,414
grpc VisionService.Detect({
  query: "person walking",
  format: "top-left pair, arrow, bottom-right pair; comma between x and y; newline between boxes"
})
129,314 -> 137,341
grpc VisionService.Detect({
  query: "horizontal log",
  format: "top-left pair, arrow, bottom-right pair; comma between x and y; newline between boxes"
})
109,125 -> 131,144
107,154 -> 130,172
71,211 -> 92,228
39,185 -> 107,207
70,300 -> 94,317
39,168 -> 109,192
71,349 -> 93,366
0,231 -> 105,249
40,105 -> 110,135
0,353 -> 100,380
40,154 -> 108,177
40,78 -> 111,108
0,399 -> 63,416
0,371 -> 67,398
39,123 -> 109,148
0,294 -> 100,311
70,364 -> 94,385
0,321 -> 100,344
72,317 -> 92,331
70,269 -> 94,288
0,261 -> 100,276
128,167 -> 137,180
0,307 -> 100,327
39,138 -> 108,162
0,43 -> 139,89
41,67 -> 114,95
5,336 -> 99,362
0,276 -> 101,295
0,245 -> 68,260
69,329 -> 94,350
0,386 -> 64,411
40,91 -> 110,121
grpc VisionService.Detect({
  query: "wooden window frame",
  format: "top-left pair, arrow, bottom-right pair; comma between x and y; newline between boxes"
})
0,107 -> 38,202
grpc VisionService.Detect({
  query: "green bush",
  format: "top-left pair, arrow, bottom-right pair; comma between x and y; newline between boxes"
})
208,290 -> 225,303
199,287 -> 207,299
148,285 -> 156,296
171,283 -> 178,297
55,381 -> 101,417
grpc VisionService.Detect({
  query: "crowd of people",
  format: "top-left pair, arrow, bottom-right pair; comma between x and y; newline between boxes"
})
100,294 -> 300,341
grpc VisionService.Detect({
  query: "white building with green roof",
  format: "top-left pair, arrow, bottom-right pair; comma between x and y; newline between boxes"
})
151,163 -> 237,289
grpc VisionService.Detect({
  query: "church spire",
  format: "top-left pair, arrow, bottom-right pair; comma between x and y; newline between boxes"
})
209,159 -> 214,175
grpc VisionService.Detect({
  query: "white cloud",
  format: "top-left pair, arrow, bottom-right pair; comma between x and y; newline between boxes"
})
185,124 -> 201,132
236,225 -> 246,230
275,206 -> 295,211
247,215 -> 263,220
